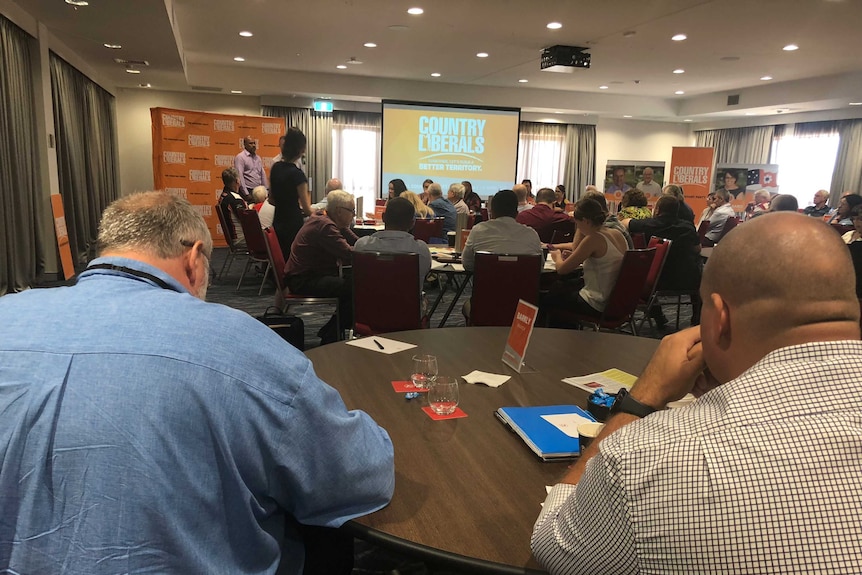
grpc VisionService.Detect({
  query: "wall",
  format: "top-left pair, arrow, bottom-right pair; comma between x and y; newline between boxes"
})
594,118 -> 695,190
116,88 -> 260,194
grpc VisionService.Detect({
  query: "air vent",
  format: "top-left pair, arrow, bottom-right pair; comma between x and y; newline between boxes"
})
113,58 -> 150,66
190,85 -> 224,92
727,94 -> 740,106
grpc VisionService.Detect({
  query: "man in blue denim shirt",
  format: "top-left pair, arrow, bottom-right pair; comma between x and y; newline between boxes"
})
0,191 -> 394,574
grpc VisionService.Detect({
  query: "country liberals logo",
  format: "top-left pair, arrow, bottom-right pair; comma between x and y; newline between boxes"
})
162,113 -> 185,128
417,115 -> 486,173
163,151 -> 186,164
189,170 -> 211,182
213,119 -> 234,132
193,205 -> 212,218
188,135 -> 210,148
214,155 -> 234,167
165,187 -> 187,199
262,123 -> 281,135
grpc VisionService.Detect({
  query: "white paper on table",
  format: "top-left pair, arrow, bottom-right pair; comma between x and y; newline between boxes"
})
562,368 -> 637,394
450,263 -> 465,272
544,253 -> 556,271
462,370 -> 511,388
430,260 -> 447,270
345,336 -> 416,355
540,413 -> 596,439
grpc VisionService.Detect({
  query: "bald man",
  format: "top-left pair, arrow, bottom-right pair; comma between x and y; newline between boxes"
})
533,213 -> 862,575
234,135 -> 267,201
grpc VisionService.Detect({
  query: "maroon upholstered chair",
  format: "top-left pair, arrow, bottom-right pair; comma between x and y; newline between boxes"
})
352,251 -> 424,335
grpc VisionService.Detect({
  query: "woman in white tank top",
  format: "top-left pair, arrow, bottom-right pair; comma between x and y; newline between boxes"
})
545,197 -> 628,318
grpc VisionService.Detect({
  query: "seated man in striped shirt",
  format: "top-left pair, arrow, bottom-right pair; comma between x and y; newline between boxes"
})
532,212 -> 862,575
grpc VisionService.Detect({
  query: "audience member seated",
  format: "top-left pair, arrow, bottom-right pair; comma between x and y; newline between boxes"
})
355,197 -> 432,285
310,177 -> 342,212
447,183 -> 470,215
745,189 -> 771,219
514,184 -> 533,213
842,204 -> 862,244
661,184 -> 695,223
552,191 -> 633,251
420,179 -> 433,204
400,190 -> 435,219
387,178 -> 408,200
522,179 -> 535,204
828,193 -> 862,225
252,185 -> 275,229
703,189 -> 736,246
532,213 -> 862,575
697,192 -> 716,227
462,180 -> 482,215
543,197 -> 628,322
769,193 -> 799,213
618,188 -> 653,220
218,167 -> 248,247
0,190 -> 394,575
285,190 -> 358,344
461,189 -> 543,271
624,195 -> 702,326
516,187 -> 574,242
553,185 -> 572,213
804,189 -> 831,218
426,182 -> 457,233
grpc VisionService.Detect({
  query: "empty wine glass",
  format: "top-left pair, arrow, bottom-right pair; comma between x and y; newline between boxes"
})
411,354 -> 437,389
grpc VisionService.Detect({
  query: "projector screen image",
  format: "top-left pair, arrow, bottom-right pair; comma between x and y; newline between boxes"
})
382,101 -> 520,198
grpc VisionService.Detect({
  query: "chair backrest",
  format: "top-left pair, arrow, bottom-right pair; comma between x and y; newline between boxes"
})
832,223 -> 855,235
215,203 -> 237,249
263,227 -> 287,292
631,233 -> 647,249
717,217 -> 739,242
696,220 -> 710,242
236,209 -> 268,259
352,251 -> 421,335
545,219 -> 575,244
480,207 -> 489,221
465,214 -> 476,229
470,252 -> 543,326
412,218 -> 445,243
601,248 -> 656,323
642,237 -> 672,302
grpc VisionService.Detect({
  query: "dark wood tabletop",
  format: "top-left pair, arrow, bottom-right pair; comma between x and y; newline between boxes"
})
305,327 -> 659,574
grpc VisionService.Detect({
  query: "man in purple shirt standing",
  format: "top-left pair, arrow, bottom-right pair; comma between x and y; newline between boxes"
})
234,135 -> 268,201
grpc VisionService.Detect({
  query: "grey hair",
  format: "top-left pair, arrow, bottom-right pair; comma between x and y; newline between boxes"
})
663,184 -> 684,200
448,183 -> 465,200
326,189 -> 354,211
427,183 -> 443,198
251,185 -> 268,204
97,190 -> 213,259
714,188 -> 730,202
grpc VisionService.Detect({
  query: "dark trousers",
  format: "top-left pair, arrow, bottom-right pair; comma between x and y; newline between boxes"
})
286,272 -> 353,339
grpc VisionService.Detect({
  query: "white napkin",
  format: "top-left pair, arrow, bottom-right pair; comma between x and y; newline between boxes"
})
462,370 -> 511,388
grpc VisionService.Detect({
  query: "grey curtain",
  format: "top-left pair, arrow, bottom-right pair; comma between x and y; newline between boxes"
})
0,15 -> 43,295
262,106 -> 333,198
694,126 -> 775,163
566,124 -> 596,200
50,53 -> 119,270
831,119 -> 862,201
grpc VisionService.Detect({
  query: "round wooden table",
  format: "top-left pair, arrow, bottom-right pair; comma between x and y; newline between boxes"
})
305,327 -> 659,574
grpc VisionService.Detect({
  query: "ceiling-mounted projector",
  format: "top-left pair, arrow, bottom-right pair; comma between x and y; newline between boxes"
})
540,45 -> 591,73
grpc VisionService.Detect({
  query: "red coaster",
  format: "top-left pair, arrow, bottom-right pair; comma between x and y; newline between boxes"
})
391,380 -> 429,393
421,406 -> 468,420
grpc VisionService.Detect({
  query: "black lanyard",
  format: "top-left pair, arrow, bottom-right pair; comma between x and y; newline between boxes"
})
85,264 -> 181,293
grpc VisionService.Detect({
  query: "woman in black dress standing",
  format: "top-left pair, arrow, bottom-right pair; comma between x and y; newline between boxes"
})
270,127 -> 312,258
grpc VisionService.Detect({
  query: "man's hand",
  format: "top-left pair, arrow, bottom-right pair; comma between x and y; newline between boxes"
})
630,326 -> 706,409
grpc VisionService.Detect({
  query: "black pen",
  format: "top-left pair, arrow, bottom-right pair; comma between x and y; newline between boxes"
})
373,339 -> 384,350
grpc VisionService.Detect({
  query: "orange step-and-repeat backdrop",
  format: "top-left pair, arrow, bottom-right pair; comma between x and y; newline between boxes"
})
151,107 -> 285,247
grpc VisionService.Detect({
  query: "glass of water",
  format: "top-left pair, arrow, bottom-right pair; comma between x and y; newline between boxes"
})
428,375 -> 459,415
411,354 -> 438,389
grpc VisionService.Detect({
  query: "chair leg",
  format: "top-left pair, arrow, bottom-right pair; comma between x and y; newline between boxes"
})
675,295 -> 682,331
236,259 -> 253,291
258,262 -> 271,296
219,251 -> 234,280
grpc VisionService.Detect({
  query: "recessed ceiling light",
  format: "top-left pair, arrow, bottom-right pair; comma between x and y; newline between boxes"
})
783,44 -> 799,51
103,43 -> 122,49
849,102 -> 862,106
760,75 -> 773,81
65,0 -> 89,6
233,56 -> 245,62
231,90 -> 243,94
673,69 -> 685,74
623,115 -> 632,118
599,85 -> 609,90
518,78 -> 528,83
745,112 -> 756,116
431,72 -> 441,77
363,42 -> 377,48
139,83 -> 151,88
671,34 -> 687,41
239,31 -> 253,38
547,22 -> 562,29
336,65 -> 347,69
407,7 -> 424,15
683,119 -> 693,122
476,52 -> 489,58
125,68 -> 141,74
675,90 -> 685,95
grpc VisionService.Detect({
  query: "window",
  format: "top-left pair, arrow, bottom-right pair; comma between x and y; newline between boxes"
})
770,130 -> 840,206
332,124 -> 380,216
517,123 -> 566,190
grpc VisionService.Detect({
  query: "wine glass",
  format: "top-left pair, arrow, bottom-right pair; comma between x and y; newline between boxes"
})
411,354 -> 437,389
428,375 -> 459,415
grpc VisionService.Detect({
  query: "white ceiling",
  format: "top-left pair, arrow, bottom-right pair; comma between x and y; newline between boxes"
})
18,0 -> 862,122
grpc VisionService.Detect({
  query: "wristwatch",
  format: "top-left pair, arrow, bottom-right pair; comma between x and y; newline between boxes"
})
609,388 -> 658,418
